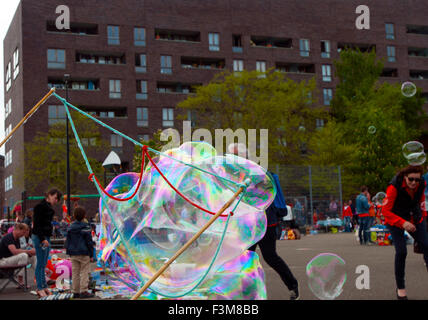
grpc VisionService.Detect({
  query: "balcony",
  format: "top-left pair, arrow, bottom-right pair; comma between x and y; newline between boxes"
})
337,42 -> 376,53
157,82 -> 200,94
76,52 -> 125,65
250,36 -> 292,49
46,21 -> 98,35
82,107 -> 127,119
48,77 -> 100,91
181,57 -> 225,70
275,63 -> 315,74
410,69 -> 428,80
381,68 -> 398,78
408,47 -> 428,58
155,28 -> 200,43
407,25 -> 428,36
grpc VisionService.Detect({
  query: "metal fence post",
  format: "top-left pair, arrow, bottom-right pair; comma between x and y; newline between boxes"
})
338,165 -> 343,218
309,165 -> 313,225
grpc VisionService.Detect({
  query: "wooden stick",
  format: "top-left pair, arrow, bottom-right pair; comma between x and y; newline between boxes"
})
0,88 -> 56,148
131,185 -> 245,300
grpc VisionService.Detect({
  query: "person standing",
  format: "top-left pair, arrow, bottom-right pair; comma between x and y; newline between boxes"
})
382,165 -> 428,300
32,188 -> 62,297
66,207 -> 95,299
356,186 -> 371,245
249,171 -> 300,300
342,200 -> 353,232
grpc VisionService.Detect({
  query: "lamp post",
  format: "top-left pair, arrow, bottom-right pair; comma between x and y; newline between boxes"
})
64,74 -> 71,218
102,151 -> 121,186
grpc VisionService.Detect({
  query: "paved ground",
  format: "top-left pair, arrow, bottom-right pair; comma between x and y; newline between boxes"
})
0,231 -> 427,300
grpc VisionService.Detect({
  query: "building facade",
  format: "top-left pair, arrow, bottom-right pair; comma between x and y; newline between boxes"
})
3,0 -> 428,214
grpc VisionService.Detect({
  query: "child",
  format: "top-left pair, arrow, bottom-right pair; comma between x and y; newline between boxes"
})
65,206 -> 95,299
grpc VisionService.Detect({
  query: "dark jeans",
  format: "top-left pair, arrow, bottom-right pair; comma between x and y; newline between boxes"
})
358,216 -> 370,244
388,219 -> 428,289
249,226 -> 298,291
32,235 -> 51,290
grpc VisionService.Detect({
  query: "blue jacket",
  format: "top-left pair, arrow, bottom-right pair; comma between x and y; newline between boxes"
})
355,193 -> 370,214
266,172 -> 288,226
65,221 -> 94,258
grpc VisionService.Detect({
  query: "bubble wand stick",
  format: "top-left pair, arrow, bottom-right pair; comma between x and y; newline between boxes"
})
130,181 -> 249,300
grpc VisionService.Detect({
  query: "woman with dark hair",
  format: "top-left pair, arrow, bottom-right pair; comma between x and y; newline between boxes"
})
382,165 -> 428,300
32,188 -> 62,297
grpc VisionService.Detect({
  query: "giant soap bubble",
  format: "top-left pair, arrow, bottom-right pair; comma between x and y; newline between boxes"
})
98,142 -> 276,299
306,253 -> 347,300
372,192 -> 387,206
401,82 -> 417,98
402,141 -> 426,166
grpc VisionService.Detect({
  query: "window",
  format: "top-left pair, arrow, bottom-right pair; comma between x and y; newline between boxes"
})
386,23 -> 395,40
136,80 -> 148,100
13,48 -> 19,79
387,46 -> 396,62
162,108 -> 174,127
316,119 -> 325,129
5,150 -> 12,167
322,65 -> 332,82
110,134 -> 123,153
233,34 -> 243,53
134,27 -> 146,46
108,25 -> 120,45
321,40 -> 331,58
187,110 -> 197,127
47,49 -> 66,69
209,33 -> 220,51
109,80 -> 121,99
256,61 -> 266,73
5,124 -> 12,141
5,99 -> 11,118
48,105 -> 66,125
136,54 -> 147,73
300,39 -> 310,57
5,176 -> 13,192
233,59 -> 244,72
138,134 -> 150,142
160,55 -> 172,74
137,107 -> 148,127
5,62 -> 11,91
323,88 -> 333,105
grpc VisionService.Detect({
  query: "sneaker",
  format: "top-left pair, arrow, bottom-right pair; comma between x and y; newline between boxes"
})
79,291 -> 95,299
290,285 -> 300,300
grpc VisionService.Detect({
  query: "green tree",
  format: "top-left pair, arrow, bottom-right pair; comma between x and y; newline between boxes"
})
177,69 -> 326,165
132,130 -> 171,172
24,110 -> 108,195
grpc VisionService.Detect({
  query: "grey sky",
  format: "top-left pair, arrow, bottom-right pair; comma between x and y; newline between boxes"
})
0,0 -> 20,156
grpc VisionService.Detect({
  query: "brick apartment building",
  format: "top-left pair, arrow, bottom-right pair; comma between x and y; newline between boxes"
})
3,0 -> 428,214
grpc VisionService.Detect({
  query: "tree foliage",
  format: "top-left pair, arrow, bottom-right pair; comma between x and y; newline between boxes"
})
24,110 -> 107,195
177,69 -> 326,166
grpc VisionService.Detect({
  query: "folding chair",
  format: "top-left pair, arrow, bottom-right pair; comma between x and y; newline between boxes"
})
0,264 -> 28,293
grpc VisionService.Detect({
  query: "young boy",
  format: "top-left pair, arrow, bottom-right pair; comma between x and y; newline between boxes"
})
65,207 -> 95,299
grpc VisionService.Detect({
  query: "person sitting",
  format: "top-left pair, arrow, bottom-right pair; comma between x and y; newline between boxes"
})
0,223 -> 36,288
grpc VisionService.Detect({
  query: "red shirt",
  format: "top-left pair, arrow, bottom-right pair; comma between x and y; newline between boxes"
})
382,180 -> 427,228
342,205 -> 353,217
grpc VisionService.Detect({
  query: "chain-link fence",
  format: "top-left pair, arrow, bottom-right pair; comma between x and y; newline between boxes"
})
274,165 -> 343,227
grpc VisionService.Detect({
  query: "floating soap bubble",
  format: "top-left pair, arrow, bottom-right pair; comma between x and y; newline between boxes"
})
401,82 -> 417,98
98,141 -> 276,299
368,126 -> 376,134
306,253 -> 346,300
372,192 -> 387,206
402,141 -> 426,165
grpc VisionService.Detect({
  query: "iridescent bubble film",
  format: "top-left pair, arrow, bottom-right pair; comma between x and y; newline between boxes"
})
98,142 -> 275,299
402,141 -> 426,166
401,81 -> 417,98
306,253 -> 347,300
367,126 -> 376,134
372,192 -> 387,206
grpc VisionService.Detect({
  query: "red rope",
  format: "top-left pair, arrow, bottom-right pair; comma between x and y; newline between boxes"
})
90,145 -> 234,217
88,146 -> 148,201
143,148 -> 233,217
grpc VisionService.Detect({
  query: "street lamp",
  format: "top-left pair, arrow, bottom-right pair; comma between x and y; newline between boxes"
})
102,151 -> 121,185
64,74 -> 71,217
